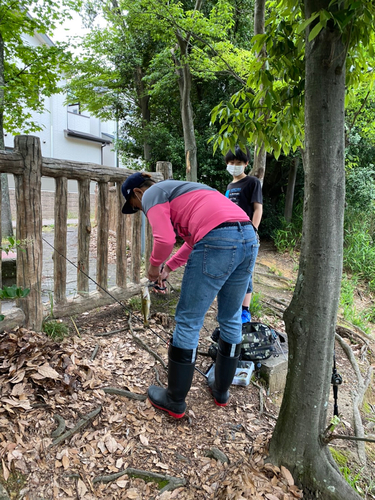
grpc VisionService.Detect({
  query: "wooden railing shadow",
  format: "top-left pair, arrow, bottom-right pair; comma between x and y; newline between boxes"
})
0,135 -> 165,331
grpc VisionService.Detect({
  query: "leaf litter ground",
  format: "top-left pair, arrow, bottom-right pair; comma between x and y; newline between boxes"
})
1,241 -> 374,499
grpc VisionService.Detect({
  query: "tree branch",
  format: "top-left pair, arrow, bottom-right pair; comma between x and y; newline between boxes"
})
335,333 -> 373,465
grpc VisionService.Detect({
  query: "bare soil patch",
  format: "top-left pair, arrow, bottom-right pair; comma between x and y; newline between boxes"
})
1,240 -> 374,499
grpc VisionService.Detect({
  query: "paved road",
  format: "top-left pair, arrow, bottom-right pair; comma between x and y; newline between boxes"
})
2,221 -> 118,312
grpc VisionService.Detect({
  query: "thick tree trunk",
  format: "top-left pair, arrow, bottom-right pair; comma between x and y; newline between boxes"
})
0,33 -> 13,238
250,0 -> 266,184
284,156 -> 299,222
269,3 -> 361,499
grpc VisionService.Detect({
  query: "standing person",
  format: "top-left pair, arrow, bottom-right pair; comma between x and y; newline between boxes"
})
225,146 -> 263,324
121,172 -> 259,418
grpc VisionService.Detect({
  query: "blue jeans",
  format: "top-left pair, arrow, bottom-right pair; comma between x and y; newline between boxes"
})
172,223 -> 259,350
246,235 -> 259,293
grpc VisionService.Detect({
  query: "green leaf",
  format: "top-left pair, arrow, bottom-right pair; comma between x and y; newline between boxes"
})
296,12 -> 320,34
308,22 -> 324,42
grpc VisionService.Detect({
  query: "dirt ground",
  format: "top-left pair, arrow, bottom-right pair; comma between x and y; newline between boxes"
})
0,241 -> 375,499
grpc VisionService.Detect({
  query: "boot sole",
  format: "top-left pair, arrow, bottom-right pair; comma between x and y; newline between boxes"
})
209,388 -> 229,407
214,399 -> 228,407
148,397 -> 185,419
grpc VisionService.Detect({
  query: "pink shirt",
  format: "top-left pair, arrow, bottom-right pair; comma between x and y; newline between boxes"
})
142,181 -> 249,270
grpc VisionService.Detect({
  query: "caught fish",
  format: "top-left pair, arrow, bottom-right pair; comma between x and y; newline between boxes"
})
141,286 -> 151,326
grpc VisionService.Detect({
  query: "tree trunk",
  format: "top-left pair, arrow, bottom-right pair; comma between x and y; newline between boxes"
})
284,156 -> 299,222
135,66 -> 152,162
172,0 -> 202,182
250,0 -> 267,184
175,36 -> 197,182
269,3 -> 361,499
0,33 -> 13,238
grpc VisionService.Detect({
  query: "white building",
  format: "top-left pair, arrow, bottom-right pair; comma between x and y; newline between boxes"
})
4,30 -> 122,219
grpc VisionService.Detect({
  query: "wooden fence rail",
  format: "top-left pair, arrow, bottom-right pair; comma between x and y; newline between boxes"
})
0,135 -> 165,331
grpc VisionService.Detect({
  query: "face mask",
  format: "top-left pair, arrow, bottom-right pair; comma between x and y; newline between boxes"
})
227,163 -> 245,176
134,192 -> 144,212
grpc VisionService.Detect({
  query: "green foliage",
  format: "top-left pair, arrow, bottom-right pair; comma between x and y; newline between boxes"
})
364,304 -> 375,324
249,291 -> 263,319
1,0 -> 80,134
0,285 -> 30,300
210,0 -> 375,160
273,203 -> 303,253
329,447 -> 349,468
42,320 -> 69,341
339,275 -> 370,333
343,211 -> 375,292
340,466 -> 364,494
67,0 -> 254,178
128,296 -> 142,311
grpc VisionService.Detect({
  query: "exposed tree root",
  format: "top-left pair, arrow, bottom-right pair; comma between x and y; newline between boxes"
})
51,414 -> 66,438
152,366 -> 166,388
90,344 -> 99,360
335,332 -> 373,465
51,406 -> 102,446
102,387 -> 147,401
92,467 -> 186,493
300,456 -> 363,500
336,323 -> 371,347
94,327 -> 127,337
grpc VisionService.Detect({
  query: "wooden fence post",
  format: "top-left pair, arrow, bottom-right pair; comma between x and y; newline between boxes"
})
96,181 -> 109,292
116,182 -> 127,288
54,177 -> 68,304
77,179 -> 91,295
14,135 -> 43,331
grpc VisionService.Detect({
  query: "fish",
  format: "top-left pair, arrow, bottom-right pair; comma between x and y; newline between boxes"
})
141,285 -> 151,326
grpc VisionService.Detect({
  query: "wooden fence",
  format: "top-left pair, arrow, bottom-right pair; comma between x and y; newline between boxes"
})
0,135 -> 168,331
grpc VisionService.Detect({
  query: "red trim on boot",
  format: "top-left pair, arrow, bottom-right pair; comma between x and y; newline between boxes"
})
148,397 -> 185,419
214,399 -> 228,407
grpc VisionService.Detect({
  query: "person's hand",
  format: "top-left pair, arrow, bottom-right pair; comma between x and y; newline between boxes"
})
147,264 -> 160,282
159,264 -> 171,284
153,264 -> 171,293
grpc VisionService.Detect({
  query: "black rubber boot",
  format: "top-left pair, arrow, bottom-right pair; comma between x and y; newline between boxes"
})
148,342 -> 196,419
207,338 -> 241,406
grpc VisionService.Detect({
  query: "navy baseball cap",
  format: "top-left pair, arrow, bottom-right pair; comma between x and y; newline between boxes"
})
121,172 -> 145,214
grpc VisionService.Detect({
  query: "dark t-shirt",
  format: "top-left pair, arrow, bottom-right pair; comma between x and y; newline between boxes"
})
225,176 -> 263,220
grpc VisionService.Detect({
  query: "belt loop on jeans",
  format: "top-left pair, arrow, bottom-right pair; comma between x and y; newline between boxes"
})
213,221 -> 252,230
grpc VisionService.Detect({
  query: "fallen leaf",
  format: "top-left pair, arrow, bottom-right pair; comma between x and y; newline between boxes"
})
116,480 -> 128,488
126,489 -> 141,499
139,434 -> 148,446
9,370 -> 26,384
37,364 -> 60,380
1,398 -> 31,410
62,455 -> 70,470
105,436 -> 118,453
155,462 -> 169,470
77,479 -> 87,497
2,459 -> 9,481
281,465 -> 294,486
